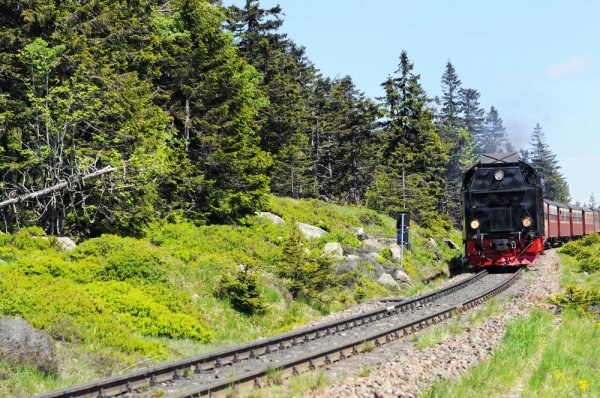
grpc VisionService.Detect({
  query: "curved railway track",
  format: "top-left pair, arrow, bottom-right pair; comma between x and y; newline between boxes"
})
34,268 -> 521,398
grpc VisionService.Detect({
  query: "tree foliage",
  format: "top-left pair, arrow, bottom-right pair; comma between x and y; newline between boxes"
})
372,51 -> 448,228
0,0 -> 572,237
525,123 -> 570,202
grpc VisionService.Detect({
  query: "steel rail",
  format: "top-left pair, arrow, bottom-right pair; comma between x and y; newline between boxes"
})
33,270 -> 488,398
171,268 -> 522,398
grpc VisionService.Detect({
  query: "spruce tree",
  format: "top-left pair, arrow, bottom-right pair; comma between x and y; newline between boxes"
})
226,1 -> 316,197
371,50 -> 448,229
437,62 -> 476,224
459,88 -> 486,154
527,123 -> 570,202
482,106 -> 510,153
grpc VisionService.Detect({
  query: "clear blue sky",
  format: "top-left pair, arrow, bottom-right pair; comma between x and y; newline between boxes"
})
227,0 -> 600,205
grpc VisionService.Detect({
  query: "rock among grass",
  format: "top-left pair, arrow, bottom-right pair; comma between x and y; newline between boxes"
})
443,238 -> 460,250
0,317 -> 57,375
256,212 -> 285,225
392,268 -> 411,285
56,236 -> 77,251
323,242 -> 343,257
296,222 -> 327,240
377,273 -> 399,290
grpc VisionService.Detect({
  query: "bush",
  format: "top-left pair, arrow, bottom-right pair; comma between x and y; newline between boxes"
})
559,234 -> 600,274
71,234 -> 169,284
217,267 -> 267,315
549,284 -> 600,316
278,222 -> 337,299
85,281 -> 213,342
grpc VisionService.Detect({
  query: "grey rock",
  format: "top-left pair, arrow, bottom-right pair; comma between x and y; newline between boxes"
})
296,222 -> 327,240
0,318 -> 57,375
389,243 -> 402,260
392,269 -> 411,285
353,227 -> 368,241
335,255 -> 363,274
256,212 -> 285,225
443,238 -> 460,250
429,237 -> 438,249
363,238 -> 385,251
377,273 -> 399,290
56,237 -> 76,251
323,242 -> 344,257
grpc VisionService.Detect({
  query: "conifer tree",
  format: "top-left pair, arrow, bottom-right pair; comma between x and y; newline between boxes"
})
482,106 -> 510,153
437,62 -> 476,223
371,51 -> 448,229
226,1 -> 316,197
587,193 -> 597,210
307,76 -> 378,203
459,88 -> 486,154
0,0 -> 272,235
526,123 -> 570,202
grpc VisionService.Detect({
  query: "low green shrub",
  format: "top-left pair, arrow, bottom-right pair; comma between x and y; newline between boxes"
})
559,234 -> 600,273
217,267 -> 267,315
0,269 -> 168,358
71,235 -> 169,284
550,284 -> 600,316
85,281 -> 213,342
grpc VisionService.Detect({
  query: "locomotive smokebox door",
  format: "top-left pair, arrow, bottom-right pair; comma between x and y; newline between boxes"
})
396,212 -> 410,247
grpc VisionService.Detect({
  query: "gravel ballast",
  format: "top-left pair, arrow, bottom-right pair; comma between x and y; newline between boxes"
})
302,251 -> 561,398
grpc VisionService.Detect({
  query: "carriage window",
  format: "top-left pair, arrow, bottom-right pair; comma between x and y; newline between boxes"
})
560,210 -> 570,222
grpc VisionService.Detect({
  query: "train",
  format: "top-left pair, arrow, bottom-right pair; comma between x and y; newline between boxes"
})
461,153 -> 599,267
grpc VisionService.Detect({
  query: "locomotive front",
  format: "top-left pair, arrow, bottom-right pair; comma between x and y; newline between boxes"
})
462,153 -> 545,267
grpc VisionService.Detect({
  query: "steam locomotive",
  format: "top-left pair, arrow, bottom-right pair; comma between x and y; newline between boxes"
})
461,153 -> 599,267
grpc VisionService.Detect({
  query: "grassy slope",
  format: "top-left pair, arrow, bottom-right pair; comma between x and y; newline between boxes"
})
0,196 -> 462,397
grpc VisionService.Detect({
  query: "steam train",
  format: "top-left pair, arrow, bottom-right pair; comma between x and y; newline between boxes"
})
461,153 -> 600,267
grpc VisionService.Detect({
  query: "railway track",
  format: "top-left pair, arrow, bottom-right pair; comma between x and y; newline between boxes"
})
34,268 -> 521,398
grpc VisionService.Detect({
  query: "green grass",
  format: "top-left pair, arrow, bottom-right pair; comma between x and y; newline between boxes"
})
522,309 -> 599,397
0,196 -> 464,397
423,239 -> 600,398
423,309 -> 555,398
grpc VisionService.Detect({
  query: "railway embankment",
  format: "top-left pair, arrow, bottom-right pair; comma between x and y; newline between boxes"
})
0,196 -> 462,397
252,242 -> 599,398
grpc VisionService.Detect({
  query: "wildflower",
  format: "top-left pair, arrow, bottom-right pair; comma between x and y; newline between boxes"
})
553,371 -> 564,379
578,379 -> 588,392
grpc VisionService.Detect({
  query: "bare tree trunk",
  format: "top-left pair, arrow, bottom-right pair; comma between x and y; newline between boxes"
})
0,166 -> 116,210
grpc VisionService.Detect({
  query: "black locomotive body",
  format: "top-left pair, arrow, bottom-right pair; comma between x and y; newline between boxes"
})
462,153 -> 545,267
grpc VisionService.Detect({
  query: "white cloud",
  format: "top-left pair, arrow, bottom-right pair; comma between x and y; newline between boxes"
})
544,56 -> 590,78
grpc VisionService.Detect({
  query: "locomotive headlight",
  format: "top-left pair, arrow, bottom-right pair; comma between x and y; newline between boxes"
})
494,170 -> 504,181
522,216 -> 533,227
470,219 -> 480,229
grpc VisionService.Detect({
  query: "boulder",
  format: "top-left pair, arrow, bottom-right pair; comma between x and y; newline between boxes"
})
353,227 -> 368,241
296,222 -> 327,240
389,243 -> 402,261
443,238 -> 460,250
335,255 -> 364,274
377,273 -> 399,290
56,237 -> 77,251
323,242 -> 343,257
362,238 -> 385,251
0,318 -> 57,375
256,212 -> 285,225
392,268 -> 411,285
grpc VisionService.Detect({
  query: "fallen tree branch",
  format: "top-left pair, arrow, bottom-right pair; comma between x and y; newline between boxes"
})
0,166 -> 116,210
